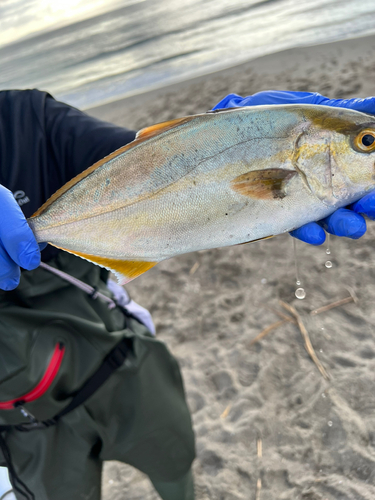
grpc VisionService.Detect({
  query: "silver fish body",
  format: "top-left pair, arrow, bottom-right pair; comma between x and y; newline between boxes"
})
28,104 -> 375,282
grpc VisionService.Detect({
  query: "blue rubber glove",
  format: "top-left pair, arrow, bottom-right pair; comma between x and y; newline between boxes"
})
213,91 -> 375,245
0,185 -> 42,290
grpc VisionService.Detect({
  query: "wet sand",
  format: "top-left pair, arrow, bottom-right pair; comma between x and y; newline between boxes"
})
87,34 -> 375,500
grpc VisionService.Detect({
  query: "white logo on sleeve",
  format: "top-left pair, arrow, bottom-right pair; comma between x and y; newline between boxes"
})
13,190 -> 30,207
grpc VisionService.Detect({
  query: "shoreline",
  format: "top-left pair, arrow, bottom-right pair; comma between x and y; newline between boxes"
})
86,33 -> 375,130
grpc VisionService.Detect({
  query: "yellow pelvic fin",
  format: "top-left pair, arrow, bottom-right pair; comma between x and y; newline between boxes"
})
51,245 -> 157,284
231,169 -> 296,200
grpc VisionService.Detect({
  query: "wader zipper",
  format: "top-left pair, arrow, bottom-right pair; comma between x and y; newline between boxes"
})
0,342 -> 65,411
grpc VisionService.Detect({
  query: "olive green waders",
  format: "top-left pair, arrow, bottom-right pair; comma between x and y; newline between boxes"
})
0,252 -> 195,500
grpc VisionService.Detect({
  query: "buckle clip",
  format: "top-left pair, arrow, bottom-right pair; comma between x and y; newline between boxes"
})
14,402 -> 38,424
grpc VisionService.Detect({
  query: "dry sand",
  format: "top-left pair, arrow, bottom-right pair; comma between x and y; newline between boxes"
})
87,35 -> 375,500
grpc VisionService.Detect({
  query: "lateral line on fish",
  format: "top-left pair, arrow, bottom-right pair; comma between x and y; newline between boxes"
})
31,135 -> 290,230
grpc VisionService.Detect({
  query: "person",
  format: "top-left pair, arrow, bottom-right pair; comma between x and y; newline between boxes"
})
0,89 -> 375,500
0,90 -> 195,500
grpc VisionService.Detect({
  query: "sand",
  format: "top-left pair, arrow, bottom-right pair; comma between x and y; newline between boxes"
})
87,35 -> 375,500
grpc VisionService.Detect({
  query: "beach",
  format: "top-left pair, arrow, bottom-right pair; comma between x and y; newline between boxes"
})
88,35 -> 375,500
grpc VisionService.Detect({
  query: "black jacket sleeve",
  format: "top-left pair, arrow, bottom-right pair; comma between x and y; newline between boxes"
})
0,89 -> 136,219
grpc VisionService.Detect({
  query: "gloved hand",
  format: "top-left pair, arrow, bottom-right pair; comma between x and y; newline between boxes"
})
0,185 -> 42,290
213,91 -> 375,245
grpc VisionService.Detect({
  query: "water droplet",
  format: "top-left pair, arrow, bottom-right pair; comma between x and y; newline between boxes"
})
261,278 -> 267,284
325,261 -> 333,268
326,248 -> 331,255
322,393 -> 326,398
319,349 -> 323,353
295,287 -> 306,300
109,480 -> 114,484
328,421 -> 333,427
296,280 -> 301,286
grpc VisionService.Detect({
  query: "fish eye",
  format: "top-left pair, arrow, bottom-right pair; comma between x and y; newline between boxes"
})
354,129 -> 375,152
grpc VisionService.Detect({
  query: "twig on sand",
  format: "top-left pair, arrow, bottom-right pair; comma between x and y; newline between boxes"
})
220,404 -> 232,419
310,287 -> 358,316
247,304 -> 296,347
262,304 -> 297,324
255,438 -> 262,500
280,301 -> 330,381
248,319 -> 288,347
255,478 -> 262,500
189,262 -> 200,275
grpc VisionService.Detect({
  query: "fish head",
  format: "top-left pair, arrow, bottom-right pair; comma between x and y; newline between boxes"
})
292,105 -> 375,206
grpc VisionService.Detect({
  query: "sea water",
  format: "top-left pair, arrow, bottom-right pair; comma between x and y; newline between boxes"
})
1,0 -> 375,109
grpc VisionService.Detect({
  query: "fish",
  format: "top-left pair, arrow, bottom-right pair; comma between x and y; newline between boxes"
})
28,104 -> 375,284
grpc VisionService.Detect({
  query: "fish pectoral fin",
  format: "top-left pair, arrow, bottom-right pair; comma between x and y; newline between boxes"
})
50,245 -> 157,284
231,169 -> 297,200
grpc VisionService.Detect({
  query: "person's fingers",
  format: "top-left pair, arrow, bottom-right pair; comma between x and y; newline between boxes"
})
0,186 -> 41,271
1,222 -> 41,271
289,222 -> 326,245
322,96 -> 375,114
212,91 -> 330,110
0,241 -> 20,290
351,191 -> 375,220
319,208 -> 367,239
212,92 -> 375,114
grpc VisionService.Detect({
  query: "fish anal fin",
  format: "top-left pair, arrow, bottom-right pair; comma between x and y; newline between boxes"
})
135,116 -> 196,140
50,245 -> 157,284
236,235 -> 274,246
231,169 -> 297,200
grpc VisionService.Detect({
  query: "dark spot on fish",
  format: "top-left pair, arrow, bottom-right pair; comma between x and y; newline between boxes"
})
105,179 -> 110,186
225,213 -> 228,216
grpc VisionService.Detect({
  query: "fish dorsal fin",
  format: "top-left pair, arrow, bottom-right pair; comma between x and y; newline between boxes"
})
135,116 -> 195,140
32,115 -> 197,219
231,169 -> 297,200
50,244 -> 157,284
